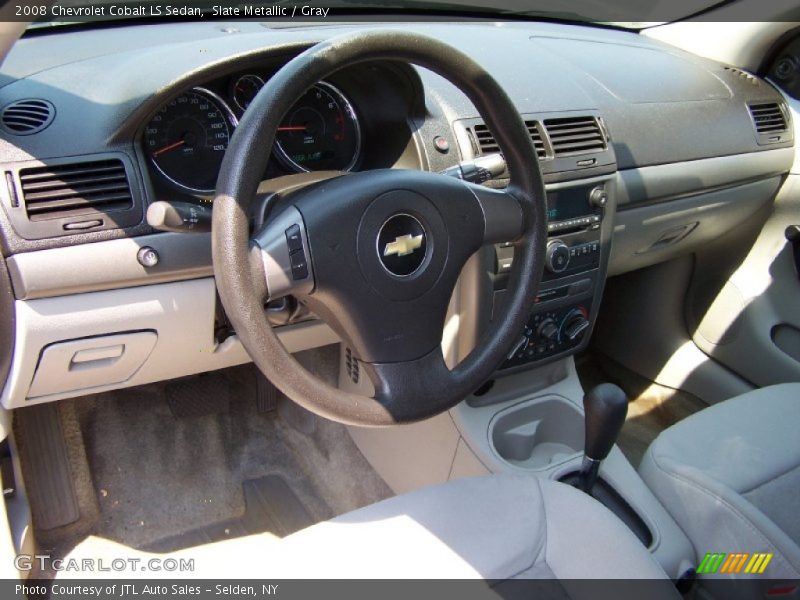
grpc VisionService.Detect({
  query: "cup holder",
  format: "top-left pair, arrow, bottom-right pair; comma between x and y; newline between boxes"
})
490,396 -> 584,469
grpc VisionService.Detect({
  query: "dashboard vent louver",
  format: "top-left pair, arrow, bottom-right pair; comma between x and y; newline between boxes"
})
524,120 -> 547,159
724,66 -> 760,85
748,102 -> 788,134
472,121 -> 546,159
472,123 -> 499,154
345,347 -> 360,384
19,159 -> 133,221
543,116 -> 606,157
1,99 -> 55,135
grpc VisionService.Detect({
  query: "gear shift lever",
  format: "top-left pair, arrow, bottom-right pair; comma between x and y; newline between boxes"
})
558,383 -> 651,546
578,383 -> 628,493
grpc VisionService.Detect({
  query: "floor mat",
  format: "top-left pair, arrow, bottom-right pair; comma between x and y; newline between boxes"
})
165,373 -> 231,419
38,347 -> 392,556
144,475 -> 314,553
576,350 -> 708,467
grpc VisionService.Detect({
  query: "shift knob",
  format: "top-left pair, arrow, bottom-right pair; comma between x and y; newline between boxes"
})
583,383 -> 628,461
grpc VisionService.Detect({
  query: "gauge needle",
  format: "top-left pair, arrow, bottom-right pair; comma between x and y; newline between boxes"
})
153,139 -> 186,157
277,125 -> 307,132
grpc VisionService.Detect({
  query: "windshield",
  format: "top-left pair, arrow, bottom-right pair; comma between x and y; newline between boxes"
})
23,0 -> 731,30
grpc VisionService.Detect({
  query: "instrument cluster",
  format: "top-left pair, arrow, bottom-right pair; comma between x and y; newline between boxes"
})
142,72 -> 363,197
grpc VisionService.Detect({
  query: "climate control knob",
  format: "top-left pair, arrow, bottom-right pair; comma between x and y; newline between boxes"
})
537,318 -> 560,343
545,240 -> 571,274
564,314 -> 590,341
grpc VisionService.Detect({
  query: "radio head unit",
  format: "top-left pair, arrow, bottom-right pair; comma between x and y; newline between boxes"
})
546,182 -> 607,234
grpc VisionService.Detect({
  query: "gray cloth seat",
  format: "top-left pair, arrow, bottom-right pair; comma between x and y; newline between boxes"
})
640,382 -> 800,582
61,475 -> 673,591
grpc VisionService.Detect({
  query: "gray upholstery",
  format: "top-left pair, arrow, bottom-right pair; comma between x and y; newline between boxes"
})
62,475 -> 672,587
640,383 -> 800,581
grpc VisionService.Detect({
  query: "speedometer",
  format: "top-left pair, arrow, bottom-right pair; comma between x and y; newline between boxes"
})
143,87 -> 237,195
274,82 -> 361,173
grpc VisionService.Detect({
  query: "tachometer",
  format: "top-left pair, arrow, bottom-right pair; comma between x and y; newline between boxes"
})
230,74 -> 264,112
274,82 -> 361,173
144,87 -> 237,195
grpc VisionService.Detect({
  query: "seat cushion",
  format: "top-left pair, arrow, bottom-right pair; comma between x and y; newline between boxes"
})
61,475 -> 672,589
640,383 -> 800,579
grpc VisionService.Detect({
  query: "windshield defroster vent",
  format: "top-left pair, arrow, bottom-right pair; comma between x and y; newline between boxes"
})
1,99 -> 55,135
723,66 -> 760,85
19,159 -> 133,221
543,116 -> 606,157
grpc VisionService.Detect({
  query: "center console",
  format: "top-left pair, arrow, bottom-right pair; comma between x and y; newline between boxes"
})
493,176 -> 613,374
346,110 -> 696,587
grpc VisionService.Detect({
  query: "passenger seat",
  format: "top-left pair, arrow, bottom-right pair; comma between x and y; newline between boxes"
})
640,383 -> 800,593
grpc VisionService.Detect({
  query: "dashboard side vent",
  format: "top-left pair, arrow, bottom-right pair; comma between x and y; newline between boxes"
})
19,159 -> 133,221
345,347 -> 360,384
1,99 -> 55,135
748,102 -> 788,134
472,121 -> 546,159
723,66 -> 760,85
543,116 -> 606,157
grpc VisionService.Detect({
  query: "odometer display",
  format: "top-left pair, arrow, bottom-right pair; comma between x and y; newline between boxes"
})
144,88 -> 236,194
274,82 -> 361,173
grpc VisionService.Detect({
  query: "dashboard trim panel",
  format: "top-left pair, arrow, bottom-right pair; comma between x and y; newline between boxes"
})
5,148 -> 793,301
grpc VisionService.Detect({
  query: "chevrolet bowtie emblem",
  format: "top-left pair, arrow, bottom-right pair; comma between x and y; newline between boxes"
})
383,234 -> 424,257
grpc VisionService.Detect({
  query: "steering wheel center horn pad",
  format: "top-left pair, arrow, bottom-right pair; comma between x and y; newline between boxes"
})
213,30 -> 547,426
291,170 -> 486,365
376,211 -> 428,278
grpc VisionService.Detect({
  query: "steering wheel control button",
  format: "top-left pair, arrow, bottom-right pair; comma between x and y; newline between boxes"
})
377,214 -> 427,277
285,224 -> 303,253
252,206 -> 315,300
136,246 -> 160,268
290,249 -> 309,280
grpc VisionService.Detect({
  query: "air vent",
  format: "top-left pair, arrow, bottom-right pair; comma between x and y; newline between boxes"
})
19,159 -> 133,221
472,121 -> 546,159
525,120 -> 547,159
345,347 -> 360,384
472,123 -> 499,154
748,102 -> 788,134
1,99 -> 55,135
543,116 -> 606,157
724,66 -> 760,85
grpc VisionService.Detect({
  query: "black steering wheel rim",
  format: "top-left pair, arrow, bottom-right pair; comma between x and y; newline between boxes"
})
212,30 -> 547,426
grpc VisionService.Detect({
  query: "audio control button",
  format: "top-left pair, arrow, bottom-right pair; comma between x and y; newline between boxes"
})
589,187 -> 608,208
545,240 -> 571,274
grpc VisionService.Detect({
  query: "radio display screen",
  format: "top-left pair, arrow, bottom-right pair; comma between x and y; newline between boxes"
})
546,185 -> 593,222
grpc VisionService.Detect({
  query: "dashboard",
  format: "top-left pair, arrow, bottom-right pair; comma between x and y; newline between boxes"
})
0,20 -> 795,408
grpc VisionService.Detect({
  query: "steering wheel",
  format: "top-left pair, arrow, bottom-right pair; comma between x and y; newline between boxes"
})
212,30 -> 547,426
